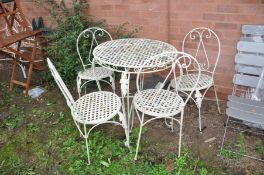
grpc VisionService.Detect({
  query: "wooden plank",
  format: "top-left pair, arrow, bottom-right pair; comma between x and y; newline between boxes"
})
227,101 -> 264,115
235,53 -> 264,67
237,41 -> 264,54
233,74 -> 263,89
242,25 -> 264,36
228,95 -> 264,108
226,108 -> 264,125
11,80 -> 26,87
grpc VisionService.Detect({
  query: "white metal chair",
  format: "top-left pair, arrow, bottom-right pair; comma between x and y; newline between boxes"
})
133,51 -> 201,160
47,58 -> 129,165
76,27 -> 115,97
168,27 -> 221,132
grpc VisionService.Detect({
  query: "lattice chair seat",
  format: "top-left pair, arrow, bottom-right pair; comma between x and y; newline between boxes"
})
133,89 -> 184,117
47,58 -> 128,165
132,51 -> 201,160
77,67 -> 113,80
171,73 -> 213,91
73,91 -> 121,124
76,27 -> 115,97
167,27 -> 221,132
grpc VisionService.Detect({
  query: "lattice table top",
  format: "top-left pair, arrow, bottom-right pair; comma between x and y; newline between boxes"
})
93,38 -> 176,73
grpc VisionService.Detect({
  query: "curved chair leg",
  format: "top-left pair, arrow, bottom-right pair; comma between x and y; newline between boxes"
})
220,115 -> 230,151
110,74 -> 115,93
77,76 -> 82,97
195,90 -> 203,132
129,104 -> 135,133
198,107 -> 202,132
213,84 -> 221,114
178,111 -> 184,157
134,112 -> 145,160
96,80 -> 102,91
85,136 -> 91,165
164,82 -> 175,132
164,118 -> 174,132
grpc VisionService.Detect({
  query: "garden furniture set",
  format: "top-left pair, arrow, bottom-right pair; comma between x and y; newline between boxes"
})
48,27 -> 222,164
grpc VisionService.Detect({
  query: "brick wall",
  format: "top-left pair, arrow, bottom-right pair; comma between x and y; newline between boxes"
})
19,0 -> 264,99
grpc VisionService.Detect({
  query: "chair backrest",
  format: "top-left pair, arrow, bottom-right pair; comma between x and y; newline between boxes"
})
47,58 -> 75,109
182,27 -> 220,76
233,25 -> 264,99
76,27 -> 112,70
136,51 -> 201,108
242,25 -> 264,36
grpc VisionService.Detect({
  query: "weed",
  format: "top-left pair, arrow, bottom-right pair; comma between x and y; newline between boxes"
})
220,132 -> 246,160
255,140 -> 264,157
27,123 -> 40,133
199,167 -> 208,175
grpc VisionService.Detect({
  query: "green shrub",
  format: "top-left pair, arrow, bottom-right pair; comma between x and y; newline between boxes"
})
35,0 -> 139,85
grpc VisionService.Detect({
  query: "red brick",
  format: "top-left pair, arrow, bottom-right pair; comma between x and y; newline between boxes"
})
203,13 -> 226,21
215,23 -> 238,30
216,4 -> 239,13
226,14 -> 254,23
16,0 -> 264,98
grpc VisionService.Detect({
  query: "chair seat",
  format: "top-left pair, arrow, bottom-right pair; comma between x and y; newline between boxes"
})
171,73 -> 213,91
73,91 -> 121,124
133,89 -> 184,117
77,67 -> 113,80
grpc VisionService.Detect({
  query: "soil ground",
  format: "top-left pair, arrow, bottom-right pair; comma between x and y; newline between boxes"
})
0,60 -> 264,174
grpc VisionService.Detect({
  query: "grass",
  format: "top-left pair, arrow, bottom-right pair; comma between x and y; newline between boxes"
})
0,81 -> 255,174
220,132 -> 246,160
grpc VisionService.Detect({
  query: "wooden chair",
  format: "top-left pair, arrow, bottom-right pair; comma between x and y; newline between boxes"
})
0,0 -> 45,95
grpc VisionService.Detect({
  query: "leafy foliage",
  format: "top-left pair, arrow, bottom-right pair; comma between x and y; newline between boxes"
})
34,0 -> 139,85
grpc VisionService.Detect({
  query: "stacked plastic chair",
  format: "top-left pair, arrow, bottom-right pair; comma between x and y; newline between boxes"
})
221,25 -> 264,162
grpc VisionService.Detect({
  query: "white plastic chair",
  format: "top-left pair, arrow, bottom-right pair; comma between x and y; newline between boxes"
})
168,27 -> 221,132
133,51 -> 201,160
76,27 -> 115,97
47,58 -> 129,165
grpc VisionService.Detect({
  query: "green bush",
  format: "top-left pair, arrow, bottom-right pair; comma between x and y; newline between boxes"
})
35,0 -> 139,85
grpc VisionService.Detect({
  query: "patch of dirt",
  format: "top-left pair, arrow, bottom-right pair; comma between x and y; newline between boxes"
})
1,61 -> 263,174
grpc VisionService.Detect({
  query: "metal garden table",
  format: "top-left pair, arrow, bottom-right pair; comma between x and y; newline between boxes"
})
93,38 -> 176,143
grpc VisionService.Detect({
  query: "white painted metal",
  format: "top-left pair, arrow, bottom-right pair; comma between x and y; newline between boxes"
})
76,27 -> 115,97
133,51 -> 201,160
168,27 -> 221,132
93,38 -> 177,73
94,38 -> 176,135
47,58 -> 129,165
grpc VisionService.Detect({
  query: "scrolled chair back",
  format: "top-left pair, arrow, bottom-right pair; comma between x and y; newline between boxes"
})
76,27 -> 112,70
135,51 -> 201,109
182,27 -> 220,76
